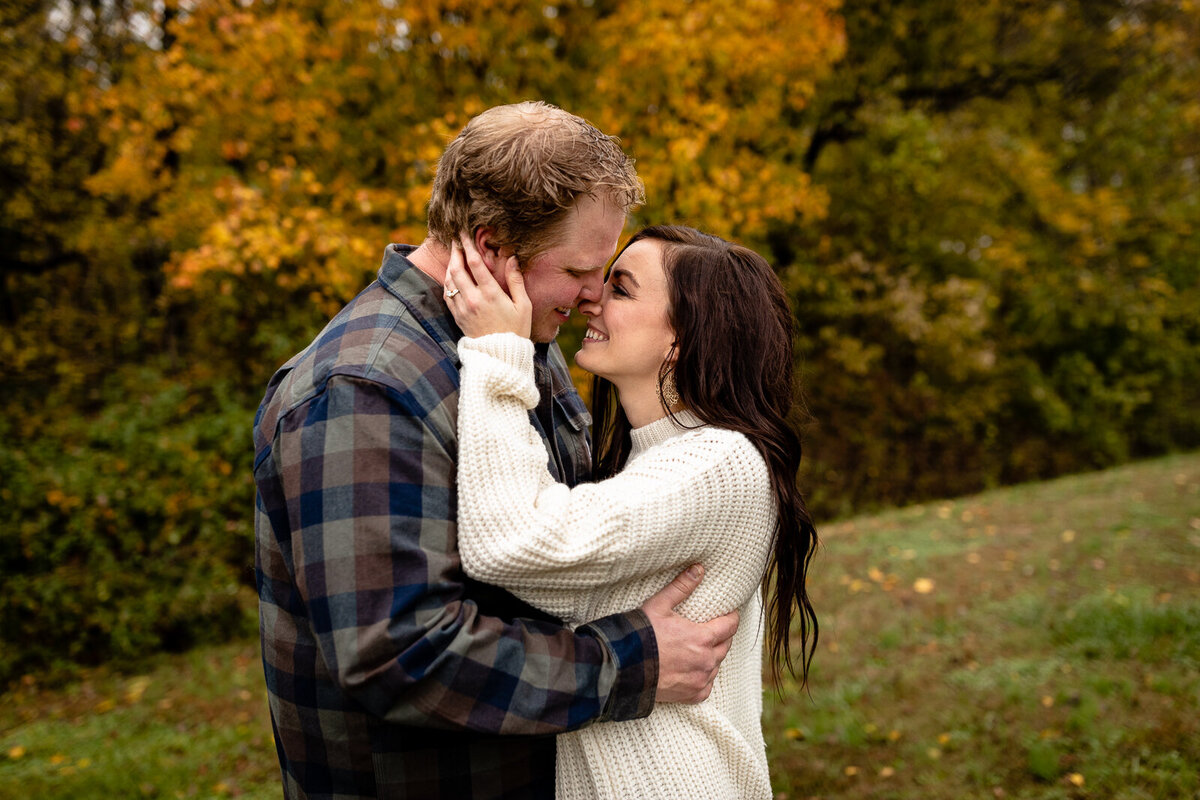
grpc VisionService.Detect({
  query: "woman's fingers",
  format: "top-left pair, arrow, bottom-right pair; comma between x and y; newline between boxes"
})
445,241 -> 530,338
457,233 -> 505,296
505,258 -> 533,328
445,242 -> 467,299
446,242 -> 483,303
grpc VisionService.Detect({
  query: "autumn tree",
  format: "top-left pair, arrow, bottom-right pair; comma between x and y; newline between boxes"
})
788,0 -> 1200,511
2,0 -> 1197,680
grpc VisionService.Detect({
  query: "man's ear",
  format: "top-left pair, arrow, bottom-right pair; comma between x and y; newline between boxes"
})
472,227 -> 517,269
472,227 -> 517,291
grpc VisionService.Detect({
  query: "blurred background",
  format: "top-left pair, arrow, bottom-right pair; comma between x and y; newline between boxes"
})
1,0 -> 1198,794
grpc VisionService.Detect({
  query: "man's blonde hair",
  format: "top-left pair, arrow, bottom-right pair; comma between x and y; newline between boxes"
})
426,101 -> 645,263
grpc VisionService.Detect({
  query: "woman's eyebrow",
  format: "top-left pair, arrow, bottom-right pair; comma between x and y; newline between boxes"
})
609,268 -> 640,288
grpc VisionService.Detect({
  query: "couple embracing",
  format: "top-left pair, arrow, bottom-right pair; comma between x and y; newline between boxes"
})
253,102 -> 819,800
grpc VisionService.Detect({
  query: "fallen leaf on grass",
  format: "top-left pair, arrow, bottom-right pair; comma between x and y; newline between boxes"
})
6,746 -> 25,760
124,677 -> 151,704
1067,773 -> 1085,786
913,578 -> 935,594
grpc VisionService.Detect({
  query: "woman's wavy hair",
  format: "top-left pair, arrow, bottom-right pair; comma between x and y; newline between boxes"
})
591,225 -> 819,685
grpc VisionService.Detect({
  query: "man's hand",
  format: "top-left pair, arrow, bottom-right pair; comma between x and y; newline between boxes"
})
642,565 -> 739,704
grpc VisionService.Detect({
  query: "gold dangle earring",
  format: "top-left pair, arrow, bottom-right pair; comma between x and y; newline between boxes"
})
659,371 -> 680,407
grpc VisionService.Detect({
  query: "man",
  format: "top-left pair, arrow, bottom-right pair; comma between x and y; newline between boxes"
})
253,102 -> 739,799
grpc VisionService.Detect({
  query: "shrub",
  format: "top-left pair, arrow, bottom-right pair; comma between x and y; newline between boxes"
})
0,376 -> 258,685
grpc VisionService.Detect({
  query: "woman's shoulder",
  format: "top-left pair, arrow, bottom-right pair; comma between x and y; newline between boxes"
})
652,421 -> 768,475
674,419 -> 759,449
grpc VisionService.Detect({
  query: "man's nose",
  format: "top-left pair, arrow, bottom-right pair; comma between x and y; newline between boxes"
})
579,270 -> 604,303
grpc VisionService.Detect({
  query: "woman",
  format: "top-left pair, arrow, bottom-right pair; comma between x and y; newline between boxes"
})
444,225 -> 818,800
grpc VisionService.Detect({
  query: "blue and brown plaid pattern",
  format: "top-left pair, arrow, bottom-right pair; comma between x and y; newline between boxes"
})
253,245 -> 658,799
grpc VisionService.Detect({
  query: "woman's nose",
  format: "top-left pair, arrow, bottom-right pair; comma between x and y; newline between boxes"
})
578,298 -> 601,317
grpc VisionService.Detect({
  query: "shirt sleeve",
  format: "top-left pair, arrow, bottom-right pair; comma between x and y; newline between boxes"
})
455,334 -> 773,610
267,373 -> 657,732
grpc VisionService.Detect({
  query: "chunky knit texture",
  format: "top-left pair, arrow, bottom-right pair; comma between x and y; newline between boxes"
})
456,333 -> 776,800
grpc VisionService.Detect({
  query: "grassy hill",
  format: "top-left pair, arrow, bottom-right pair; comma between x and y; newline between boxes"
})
3,452 -> 1198,799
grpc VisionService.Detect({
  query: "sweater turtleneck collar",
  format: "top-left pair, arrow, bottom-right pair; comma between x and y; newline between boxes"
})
629,409 -> 706,460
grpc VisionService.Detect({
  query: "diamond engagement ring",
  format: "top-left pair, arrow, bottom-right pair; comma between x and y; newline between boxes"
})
445,286 -> 460,299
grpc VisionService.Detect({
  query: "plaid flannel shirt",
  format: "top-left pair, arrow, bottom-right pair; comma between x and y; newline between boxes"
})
253,245 -> 659,800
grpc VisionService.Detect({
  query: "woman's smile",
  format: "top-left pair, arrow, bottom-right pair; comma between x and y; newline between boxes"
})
582,325 -> 609,343
574,238 -> 677,425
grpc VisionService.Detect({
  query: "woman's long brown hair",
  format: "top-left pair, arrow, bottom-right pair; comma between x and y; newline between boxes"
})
591,225 -> 819,685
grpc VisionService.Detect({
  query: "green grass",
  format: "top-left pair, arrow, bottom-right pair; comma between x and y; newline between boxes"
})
0,647 -> 276,799
3,453 -> 1199,799
766,452 -> 1200,799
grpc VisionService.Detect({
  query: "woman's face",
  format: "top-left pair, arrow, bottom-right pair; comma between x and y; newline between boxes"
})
575,238 -> 676,392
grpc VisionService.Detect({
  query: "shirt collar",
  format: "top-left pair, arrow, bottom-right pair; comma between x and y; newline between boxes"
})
629,409 -> 706,459
377,243 -> 464,363
376,243 -> 554,368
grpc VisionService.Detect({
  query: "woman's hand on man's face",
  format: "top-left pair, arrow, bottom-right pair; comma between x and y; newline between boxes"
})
445,234 -> 532,339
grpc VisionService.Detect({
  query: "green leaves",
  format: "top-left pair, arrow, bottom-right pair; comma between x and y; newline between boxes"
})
2,0 -> 1199,679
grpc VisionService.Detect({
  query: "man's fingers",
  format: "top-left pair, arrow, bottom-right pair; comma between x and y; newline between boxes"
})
643,565 -> 703,616
706,608 -> 739,647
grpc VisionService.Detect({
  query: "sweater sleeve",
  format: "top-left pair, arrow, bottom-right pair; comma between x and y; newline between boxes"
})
455,334 -> 771,610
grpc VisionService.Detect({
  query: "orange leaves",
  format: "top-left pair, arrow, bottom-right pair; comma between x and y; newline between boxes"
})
579,0 -> 844,246
838,565 -> 906,595
165,169 -> 382,343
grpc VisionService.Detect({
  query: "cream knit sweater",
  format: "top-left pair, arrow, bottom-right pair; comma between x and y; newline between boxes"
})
456,334 -> 776,800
